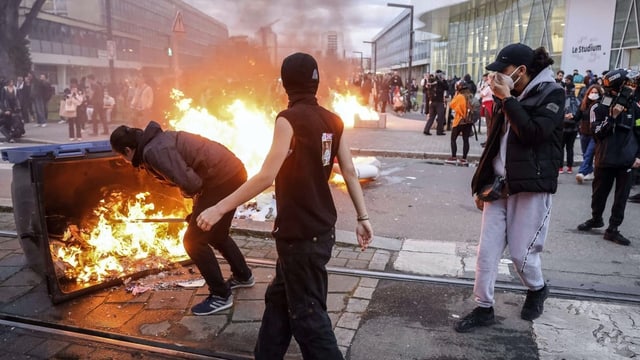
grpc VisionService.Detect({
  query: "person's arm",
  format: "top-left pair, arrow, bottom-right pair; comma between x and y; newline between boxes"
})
196,116 -> 293,230
336,135 -> 373,251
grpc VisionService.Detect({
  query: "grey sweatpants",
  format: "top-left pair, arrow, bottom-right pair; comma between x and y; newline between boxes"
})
474,192 -> 552,308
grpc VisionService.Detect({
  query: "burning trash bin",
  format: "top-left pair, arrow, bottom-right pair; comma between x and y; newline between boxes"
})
2,141 -> 191,303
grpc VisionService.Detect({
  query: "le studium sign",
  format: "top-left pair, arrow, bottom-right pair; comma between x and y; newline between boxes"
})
562,0 -> 616,76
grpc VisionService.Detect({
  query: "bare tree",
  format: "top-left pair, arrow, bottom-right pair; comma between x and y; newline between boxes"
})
0,0 -> 47,78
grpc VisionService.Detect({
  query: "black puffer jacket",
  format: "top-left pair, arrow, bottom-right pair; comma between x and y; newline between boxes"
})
471,81 -> 565,196
135,121 -> 245,197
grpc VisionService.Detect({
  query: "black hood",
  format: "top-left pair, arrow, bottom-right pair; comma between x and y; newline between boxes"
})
281,52 -> 319,96
132,121 -> 163,168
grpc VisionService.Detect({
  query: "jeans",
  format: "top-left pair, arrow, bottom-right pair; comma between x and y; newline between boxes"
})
254,228 -> 343,360
578,135 -> 595,175
33,97 -> 46,125
424,101 -> 445,134
183,170 -> 251,298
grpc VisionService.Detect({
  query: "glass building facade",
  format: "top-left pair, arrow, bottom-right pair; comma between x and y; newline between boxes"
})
372,0 -> 637,84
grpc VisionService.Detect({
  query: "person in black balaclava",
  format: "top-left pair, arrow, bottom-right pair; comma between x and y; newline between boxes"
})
196,52 -> 374,360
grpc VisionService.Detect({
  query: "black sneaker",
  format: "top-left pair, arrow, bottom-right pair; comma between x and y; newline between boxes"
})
577,218 -> 604,231
603,229 -> 631,246
191,294 -> 233,316
521,285 -> 549,321
227,274 -> 255,290
454,306 -> 496,333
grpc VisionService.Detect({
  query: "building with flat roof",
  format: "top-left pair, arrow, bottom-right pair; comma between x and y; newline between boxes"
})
21,0 -> 228,89
370,0 -> 634,84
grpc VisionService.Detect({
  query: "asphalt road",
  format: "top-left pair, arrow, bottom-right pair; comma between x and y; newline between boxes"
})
331,158 -> 640,297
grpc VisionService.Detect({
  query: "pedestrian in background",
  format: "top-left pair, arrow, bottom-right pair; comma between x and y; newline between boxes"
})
479,73 -> 494,142
196,52 -> 373,359
423,70 -> 447,136
446,80 -> 474,165
560,79 -> 580,174
575,84 -> 603,183
130,73 -> 154,128
59,78 -> 83,141
87,74 -> 108,136
577,69 -> 640,246
110,121 -> 254,315
456,43 -> 564,333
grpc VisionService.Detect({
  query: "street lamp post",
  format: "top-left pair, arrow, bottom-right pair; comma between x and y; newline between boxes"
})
352,50 -> 363,75
363,40 -> 376,74
387,2 -> 414,86
105,0 -> 115,85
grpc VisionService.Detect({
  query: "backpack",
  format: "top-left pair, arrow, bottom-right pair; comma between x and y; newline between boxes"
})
460,97 -> 481,125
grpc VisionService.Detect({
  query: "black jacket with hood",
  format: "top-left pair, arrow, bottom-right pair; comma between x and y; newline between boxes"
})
132,121 -> 245,197
471,69 -> 565,196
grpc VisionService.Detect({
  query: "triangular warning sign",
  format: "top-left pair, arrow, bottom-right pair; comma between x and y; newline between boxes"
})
172,11 -> 185,33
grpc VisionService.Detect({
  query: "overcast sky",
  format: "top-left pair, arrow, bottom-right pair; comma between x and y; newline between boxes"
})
183,0 -> 405,57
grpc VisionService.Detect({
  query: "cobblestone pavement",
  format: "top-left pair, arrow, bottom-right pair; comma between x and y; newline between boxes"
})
0,210 -> 393,359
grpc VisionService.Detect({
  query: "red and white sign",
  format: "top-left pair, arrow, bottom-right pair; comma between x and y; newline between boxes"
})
172,11 -> 185,33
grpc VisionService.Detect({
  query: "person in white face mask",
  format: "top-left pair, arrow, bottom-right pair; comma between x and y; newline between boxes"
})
455,43 -> 565,333
575,84 -> 604,183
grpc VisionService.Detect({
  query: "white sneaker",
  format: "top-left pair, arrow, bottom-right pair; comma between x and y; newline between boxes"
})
575,173 -> 584,184
583,173 -> 594,181
69,138 -> 75,141
58,120 -> 66,124
40,123 -> 47,127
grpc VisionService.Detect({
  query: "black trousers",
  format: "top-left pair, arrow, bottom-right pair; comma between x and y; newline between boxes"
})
591,166 -> 633,229
183,170 -> 251,297
254,228 -> 343,360
424,101 -> 445,134
92,107 -> 109,135
451,124 -> 472,159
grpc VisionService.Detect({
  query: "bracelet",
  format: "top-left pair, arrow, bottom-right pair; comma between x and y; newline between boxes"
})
357,215 -> 369,221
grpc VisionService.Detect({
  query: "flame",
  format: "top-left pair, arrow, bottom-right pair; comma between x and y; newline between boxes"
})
330,90 -> 379,128
52,87 -> 381,287
51,192 -> 189,284
168,89 -> 275,177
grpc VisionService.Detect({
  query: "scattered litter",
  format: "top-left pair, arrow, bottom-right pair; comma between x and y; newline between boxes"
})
129,284 -> 152,295
500,259 -> 513,264
235,191 -> 276,221
177,279 -> 206,288
406,176 -> 416,180
451,314 -> 460,319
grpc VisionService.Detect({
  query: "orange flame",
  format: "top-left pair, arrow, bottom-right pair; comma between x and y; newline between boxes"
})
51,192 -> 189,284
330,90 -> 379,128
168,89 -> 275,177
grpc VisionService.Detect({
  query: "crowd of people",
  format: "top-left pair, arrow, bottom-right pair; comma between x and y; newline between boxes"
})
0,71 -> 156,143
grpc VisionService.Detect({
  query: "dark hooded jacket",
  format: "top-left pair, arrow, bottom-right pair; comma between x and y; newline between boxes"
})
471,78 -> 564,196
132,121 -> 245,197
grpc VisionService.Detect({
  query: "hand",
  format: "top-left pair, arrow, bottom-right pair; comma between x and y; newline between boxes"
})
474,196 -> 484,211
564,113 -> 573,119
196,205 -> 224,231
611,104 -> 625,118
356,220 -> 373,251
633,157 -> 640,169
488,72 -> 512,99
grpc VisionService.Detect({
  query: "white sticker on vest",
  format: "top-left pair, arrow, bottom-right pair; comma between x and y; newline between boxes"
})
322,133 -> 333,166
546,103 -> 560,113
